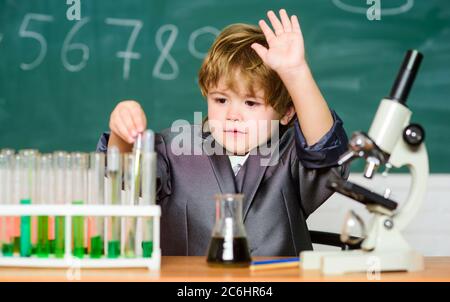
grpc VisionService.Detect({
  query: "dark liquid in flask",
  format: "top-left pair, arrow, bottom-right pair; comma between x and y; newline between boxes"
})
206,237 -> 252,267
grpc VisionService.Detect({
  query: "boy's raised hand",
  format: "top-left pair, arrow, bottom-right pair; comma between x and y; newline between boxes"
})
251,9 -> 306,75
109,100 -> 147,144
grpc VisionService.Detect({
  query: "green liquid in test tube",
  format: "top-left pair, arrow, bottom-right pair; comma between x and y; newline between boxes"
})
107,147 -> 122,258
20,198 -> 31,257
36,154 -> 52,258
37,216 -> 49,257
71,152 -> 88,259
18,149 -> 38,257
53,151 -> 68,258
141,130 -> 157,258
88,152 -> 105,258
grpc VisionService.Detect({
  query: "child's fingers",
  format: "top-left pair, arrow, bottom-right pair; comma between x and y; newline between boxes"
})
119,108 -> 138,141
279,9 -> 292,32
138,113 -> 147,132
259,20 -> 276,43
112,117 -> 134,144
128,104 -> 147,132
251,43 -> 268,61
291,15 -> 301,34
267,10 -> 284,35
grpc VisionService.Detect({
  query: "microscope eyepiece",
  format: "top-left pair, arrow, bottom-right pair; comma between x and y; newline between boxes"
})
388,49 -> 423,105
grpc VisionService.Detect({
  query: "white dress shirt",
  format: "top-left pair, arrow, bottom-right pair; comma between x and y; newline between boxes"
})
228,153 -> 250,176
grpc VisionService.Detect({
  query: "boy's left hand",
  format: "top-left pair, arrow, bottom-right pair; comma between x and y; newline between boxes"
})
252,9 -> 306,76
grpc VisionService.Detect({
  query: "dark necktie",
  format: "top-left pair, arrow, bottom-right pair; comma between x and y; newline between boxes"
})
234,162 -> 246,193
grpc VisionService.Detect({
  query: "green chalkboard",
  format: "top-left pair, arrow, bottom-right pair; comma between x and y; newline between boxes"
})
0,0 -> 449,172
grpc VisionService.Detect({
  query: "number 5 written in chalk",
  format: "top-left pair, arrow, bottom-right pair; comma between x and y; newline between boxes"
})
18,13 -> 54,71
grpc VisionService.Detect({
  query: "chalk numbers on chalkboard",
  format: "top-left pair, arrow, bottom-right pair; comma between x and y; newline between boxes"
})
19,13 -> 55,71
14,13 -> 219,80
61,17 -> 90,72
105,18 -> 142,80
153,24 -> 178,80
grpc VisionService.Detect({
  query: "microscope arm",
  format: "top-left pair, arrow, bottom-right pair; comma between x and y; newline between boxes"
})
388,135 -> 429,231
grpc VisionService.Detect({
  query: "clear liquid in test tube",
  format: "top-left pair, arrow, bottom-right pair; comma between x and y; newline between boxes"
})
140,130 -> 157,258
107,147 -> 122,258
88,152 -> 105,258
123,151 -> 140,258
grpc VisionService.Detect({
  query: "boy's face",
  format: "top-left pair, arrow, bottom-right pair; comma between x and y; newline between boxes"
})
206,71 -> 283,155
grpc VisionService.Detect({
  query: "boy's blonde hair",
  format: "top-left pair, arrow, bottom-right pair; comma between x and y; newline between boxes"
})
198,23 -> 293,120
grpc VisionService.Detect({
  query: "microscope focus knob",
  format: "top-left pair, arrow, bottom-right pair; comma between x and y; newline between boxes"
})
403,123 -> 425,146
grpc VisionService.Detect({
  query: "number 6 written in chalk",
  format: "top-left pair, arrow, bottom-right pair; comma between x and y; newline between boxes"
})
61,17 -> 91,72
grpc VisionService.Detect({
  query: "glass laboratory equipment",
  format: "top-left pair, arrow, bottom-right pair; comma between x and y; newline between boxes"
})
53,151 -> 68,258
36,154 -> 53,257
88,152 -> 105,258
106,147 -> 122,258
140,130 -> 156,258
206,194 -> 252,267
123,152 -> 140,258
0,149 -> 15,256
71,152 -> 88,258
18,149 -> 39,257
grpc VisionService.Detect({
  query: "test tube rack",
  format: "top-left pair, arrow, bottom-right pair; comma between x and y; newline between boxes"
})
0,204 -> 161,270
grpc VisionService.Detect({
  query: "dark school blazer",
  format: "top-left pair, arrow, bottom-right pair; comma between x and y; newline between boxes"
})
97,111 -> 349,256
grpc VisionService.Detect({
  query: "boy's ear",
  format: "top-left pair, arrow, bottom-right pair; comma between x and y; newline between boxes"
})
280,105 -> 296,125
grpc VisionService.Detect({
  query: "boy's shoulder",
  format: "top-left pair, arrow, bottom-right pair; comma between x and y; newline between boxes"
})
155,123 -> 206,156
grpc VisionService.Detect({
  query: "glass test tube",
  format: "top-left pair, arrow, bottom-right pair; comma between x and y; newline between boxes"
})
71,152 -> 88,258
2,150 -> 19,255
123,151 -> 140,258
53,151 -> 68,258
140,130 -> 156,258
0,149 -> 14,256
88,152 -> 105,258
0,156 -> 4,255
12,154 -> 21,253
0,156 -> 4,254
0,153 -> 14,256
36,154 -> 52,258
65,153 -> 73,255
107,147 -> 122,258
47,164 -> 56,256
18,149 -> 38,257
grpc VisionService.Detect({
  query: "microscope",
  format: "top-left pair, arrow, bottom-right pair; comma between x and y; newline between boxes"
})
301,50 -> 429,275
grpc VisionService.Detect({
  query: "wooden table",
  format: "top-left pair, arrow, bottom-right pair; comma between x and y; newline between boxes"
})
0,257 -> 450,282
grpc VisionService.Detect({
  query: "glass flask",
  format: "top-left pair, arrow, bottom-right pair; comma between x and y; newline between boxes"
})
206,194 -> 252,267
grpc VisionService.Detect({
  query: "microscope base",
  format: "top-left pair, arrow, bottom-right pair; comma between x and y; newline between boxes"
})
300,249 -> 424,276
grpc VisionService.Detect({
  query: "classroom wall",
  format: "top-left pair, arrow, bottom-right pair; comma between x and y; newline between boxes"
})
308,173 -> 450,256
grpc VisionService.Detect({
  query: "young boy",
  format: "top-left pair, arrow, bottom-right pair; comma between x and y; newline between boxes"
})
97,9 -> 349,256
